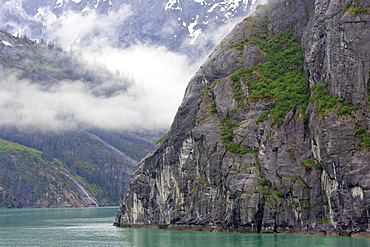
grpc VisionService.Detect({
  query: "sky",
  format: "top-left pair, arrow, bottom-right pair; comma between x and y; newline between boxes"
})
0,0 -> 261,132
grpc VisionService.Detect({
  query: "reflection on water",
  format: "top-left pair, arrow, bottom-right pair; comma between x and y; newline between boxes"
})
0,207 -> 369,247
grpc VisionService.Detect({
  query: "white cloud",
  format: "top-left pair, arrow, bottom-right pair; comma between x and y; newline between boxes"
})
32,6 -> 200,131
0,67 -> 191,132
0,1 -> 253,132
43,5 -> 132,50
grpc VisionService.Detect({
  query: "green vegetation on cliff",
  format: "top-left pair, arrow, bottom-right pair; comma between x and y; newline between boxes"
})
228,27 -> 362,126
230,30 -> 310,125
355,126 -> 370,147
220,117 -> 255,156
344,3 -> 369,15
310,82 -> 360,114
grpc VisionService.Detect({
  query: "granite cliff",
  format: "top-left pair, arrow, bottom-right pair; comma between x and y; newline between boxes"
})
115,0 -> 370,236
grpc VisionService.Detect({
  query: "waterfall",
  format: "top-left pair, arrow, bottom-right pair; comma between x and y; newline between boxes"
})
60,168 -> 99,207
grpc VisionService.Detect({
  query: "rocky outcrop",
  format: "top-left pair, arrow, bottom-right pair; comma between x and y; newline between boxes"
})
115,0 -> 370,235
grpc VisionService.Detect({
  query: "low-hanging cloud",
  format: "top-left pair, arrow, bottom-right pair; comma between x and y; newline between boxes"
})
0,67 -> 190,132
0,4 -> 199,132
40,5 -> 200,131
0,1 -> 261,132
42,5 -> 132,50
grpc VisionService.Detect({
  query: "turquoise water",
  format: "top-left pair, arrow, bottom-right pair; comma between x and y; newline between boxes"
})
0,207 -> 369,247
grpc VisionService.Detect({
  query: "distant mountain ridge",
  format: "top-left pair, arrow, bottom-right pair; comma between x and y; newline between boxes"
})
0,0 -> 264,58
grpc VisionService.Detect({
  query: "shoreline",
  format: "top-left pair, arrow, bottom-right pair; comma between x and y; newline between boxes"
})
0,203 -> 120,210
113,223 -> 370,239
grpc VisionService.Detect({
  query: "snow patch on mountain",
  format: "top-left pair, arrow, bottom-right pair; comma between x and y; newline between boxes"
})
207,0 -> 259,14
81,7 -> 89,13
226,0 -> 241,11
193,0 -> 206,5
207,3 -> 220,13
188,15 -> 202,44
163,0 -> 263,45
55,0 -> 82,9
165,0 -> 182,11
55,0 -> 105,9
94,0 -> 101,8
1,40 -> 12,47
55,0 -> 65,8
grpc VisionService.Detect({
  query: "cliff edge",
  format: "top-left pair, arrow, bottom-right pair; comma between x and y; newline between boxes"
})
115,0 -> 370,235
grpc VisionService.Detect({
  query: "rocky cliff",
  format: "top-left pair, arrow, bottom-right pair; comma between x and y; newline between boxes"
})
115,0 -> 370,235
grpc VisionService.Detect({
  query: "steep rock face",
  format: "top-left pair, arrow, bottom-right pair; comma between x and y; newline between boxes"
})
115,0 -> 370,234
303,0 -> 370,231
303,0 -> 370,107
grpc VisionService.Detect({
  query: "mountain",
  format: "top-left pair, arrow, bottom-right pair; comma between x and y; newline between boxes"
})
112,0 -> 263,56
0,29 -> 162,207
0,0 -> 265,59
114,0 -> 370,237
0,138 -> 99,208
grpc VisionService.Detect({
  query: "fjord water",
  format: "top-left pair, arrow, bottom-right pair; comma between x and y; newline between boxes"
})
0,207 -> 369,247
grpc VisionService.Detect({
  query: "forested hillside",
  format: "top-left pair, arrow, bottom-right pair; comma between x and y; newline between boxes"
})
0,29 -> 129,95
0,139 -> 97,208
